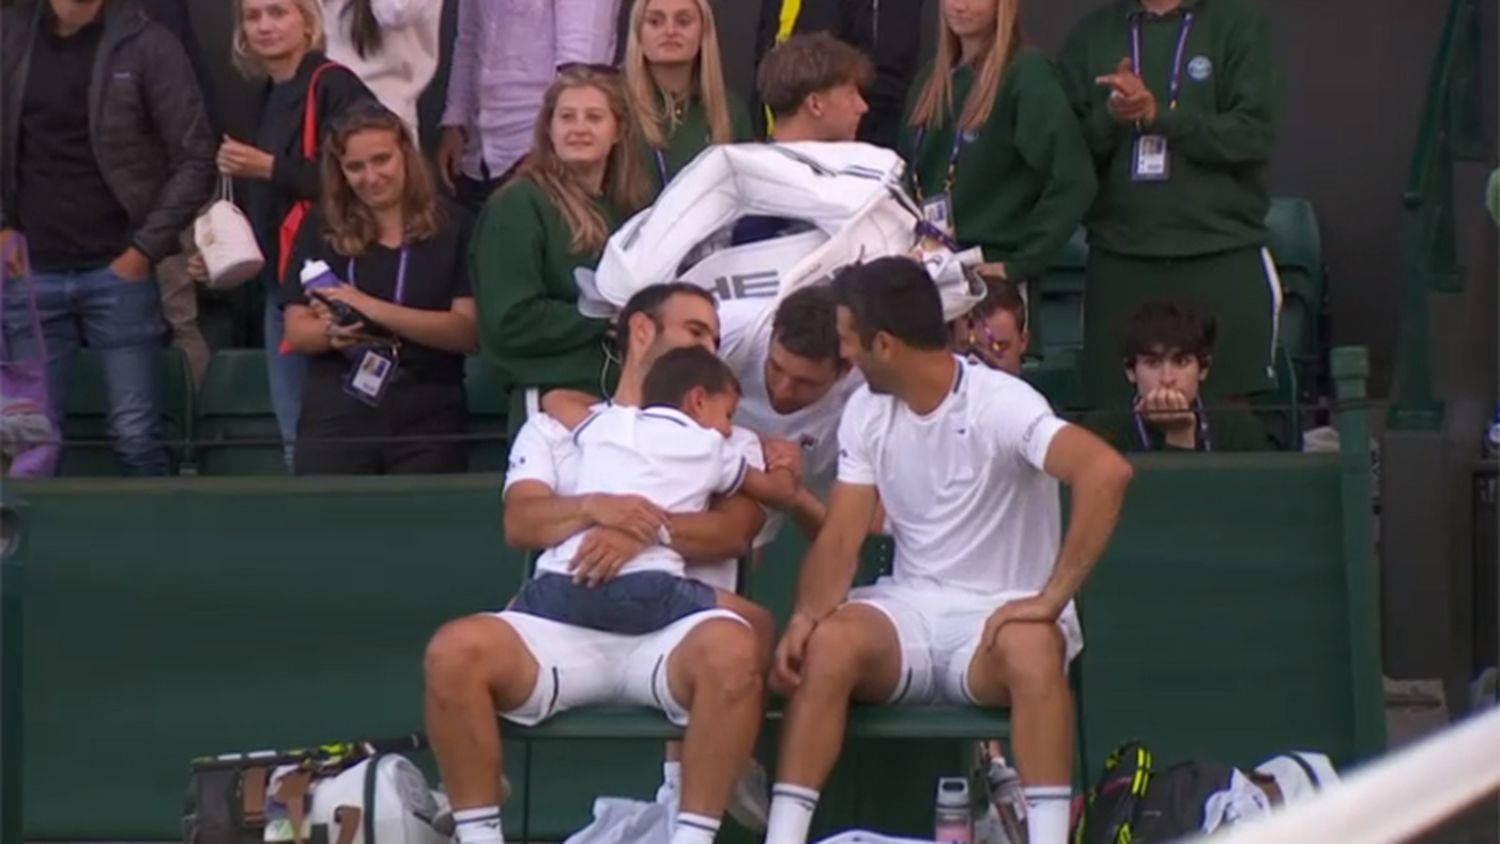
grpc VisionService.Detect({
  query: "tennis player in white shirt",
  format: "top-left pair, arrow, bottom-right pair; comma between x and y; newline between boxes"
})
763,257 -> 1134,844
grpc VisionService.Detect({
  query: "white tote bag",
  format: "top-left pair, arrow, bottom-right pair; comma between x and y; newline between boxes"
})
194,175 -> 266,290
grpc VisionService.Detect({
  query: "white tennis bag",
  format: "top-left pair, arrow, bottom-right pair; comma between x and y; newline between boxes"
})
290,755 -> 452,844
193,176 -> 266,290
586,142 -> 984,320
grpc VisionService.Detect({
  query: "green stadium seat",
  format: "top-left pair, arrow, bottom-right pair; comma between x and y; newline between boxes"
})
1023,347 -> 1085,412
465,356 -> 510,471
194,348 -> 286,476
57,347 -> 193,476
1253,345 -> 1303,451
1264,197 -> 1327,400
1035,227 -> 1089,359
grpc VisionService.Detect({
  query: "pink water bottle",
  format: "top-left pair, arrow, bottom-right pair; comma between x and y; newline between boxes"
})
935,777 -> 974,843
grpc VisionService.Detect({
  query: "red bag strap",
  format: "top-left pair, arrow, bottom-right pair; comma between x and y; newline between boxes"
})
300,62 -> 342,160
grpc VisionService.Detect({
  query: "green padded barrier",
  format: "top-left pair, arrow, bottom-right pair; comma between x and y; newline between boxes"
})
58,347 -> 193,476
465,356 -> 511,472
195,348 -> 287,476
6,443 -> 1383,839
1023,348 -> 1085,412
1076,451 -> 1383,772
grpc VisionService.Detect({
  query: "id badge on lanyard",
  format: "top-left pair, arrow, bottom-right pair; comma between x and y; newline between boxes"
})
916,128 -> 969,241
341,248 -> 408,407
1130,11 -> 1194,183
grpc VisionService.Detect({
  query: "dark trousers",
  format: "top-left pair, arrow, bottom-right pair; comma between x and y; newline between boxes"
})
295,379 -> 468,475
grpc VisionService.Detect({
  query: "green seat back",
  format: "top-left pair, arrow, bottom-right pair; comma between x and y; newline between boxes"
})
57,347 -> 192,476
1264,197 -> 1326,397
465,355 -> 510,472
194,348 -> 285,476
1036,227 -> 1089,358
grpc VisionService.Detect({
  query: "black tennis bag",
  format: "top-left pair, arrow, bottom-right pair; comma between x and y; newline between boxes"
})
1072,741 -> 1239,844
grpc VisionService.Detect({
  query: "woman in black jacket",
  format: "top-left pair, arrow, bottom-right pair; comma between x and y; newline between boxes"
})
281,104 -> 477,475
216,0 -> 373,469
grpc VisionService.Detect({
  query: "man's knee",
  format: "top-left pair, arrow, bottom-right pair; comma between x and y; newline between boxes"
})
993,622 -> 1067,694
801,611 -> 875,688
424,615 -> 515,691
683,619 -> 764,702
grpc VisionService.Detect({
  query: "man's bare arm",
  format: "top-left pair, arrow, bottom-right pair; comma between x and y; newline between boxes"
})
673,492 -> 766,563
503,481 -> 665,550
791,482 -> 879,622
1038,425 -> 1133,608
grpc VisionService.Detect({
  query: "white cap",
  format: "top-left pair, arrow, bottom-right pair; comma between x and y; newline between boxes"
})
299,259 -> 333,284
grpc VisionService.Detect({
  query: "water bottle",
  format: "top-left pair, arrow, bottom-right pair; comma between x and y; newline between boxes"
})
934,777 -> 974,844
985,756 -> 1028,844
299,258 -> 340,293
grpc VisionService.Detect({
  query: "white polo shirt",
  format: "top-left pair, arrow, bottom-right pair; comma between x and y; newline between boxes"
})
504,408 -> 766,586
718,298 -> 862,538
837,358 -> 1070,596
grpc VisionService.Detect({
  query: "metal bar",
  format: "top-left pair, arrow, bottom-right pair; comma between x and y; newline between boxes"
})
1331,347 -> 1388,760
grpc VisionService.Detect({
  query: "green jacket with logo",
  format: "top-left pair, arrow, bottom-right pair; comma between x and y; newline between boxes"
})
1058,0 -> 1279,258
899,48 -> 1097,280
470,177 -> 614,395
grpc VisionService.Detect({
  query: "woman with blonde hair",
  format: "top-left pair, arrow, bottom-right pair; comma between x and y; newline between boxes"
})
216,0 -> 374,468
622,0 -> 754,193
471,66 -> 651,437
901,0 -> 1094,356
282,103 -> 476,475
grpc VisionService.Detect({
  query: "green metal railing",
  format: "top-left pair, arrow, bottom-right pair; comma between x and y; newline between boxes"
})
1389,0 -> 1490,430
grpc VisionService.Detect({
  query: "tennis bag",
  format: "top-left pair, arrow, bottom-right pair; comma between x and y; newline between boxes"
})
1071,741 -> 1238,844
183,741 -> 450,844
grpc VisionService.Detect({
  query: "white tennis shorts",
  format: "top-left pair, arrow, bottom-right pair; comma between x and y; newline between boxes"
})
492,608 -> 747,727
847,578 -> 1084,706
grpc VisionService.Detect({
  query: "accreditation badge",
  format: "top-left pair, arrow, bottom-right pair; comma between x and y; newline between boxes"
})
1132,134 -> 1171,182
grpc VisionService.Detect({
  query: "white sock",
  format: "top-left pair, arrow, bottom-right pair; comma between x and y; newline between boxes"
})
765,783 -> 819,844
453,805 -> 504,844
1024,786 -> 1072,844
670,812 -> 720,844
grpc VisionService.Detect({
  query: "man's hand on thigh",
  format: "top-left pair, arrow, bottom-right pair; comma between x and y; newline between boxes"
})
781,603 -> 905,703
966,620 -> 1067,708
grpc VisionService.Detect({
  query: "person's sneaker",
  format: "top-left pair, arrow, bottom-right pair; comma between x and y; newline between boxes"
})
726,759 -> 770,832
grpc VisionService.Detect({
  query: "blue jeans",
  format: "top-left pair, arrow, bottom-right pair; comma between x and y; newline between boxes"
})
510,571 -> 718,636
2,265 -> 168,476
263,296 -> 305,471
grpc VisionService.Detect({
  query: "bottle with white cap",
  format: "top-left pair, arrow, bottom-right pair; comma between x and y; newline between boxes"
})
299,258 -> 340,293
934,776 -> 974,843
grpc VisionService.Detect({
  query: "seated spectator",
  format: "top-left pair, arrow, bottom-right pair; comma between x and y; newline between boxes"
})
281,105 -> 477,475
759,32 -> 872,144
0,0 -> 215,476
952,276 -> 1030,376
513,347 -> 794,637
471,65 -> 651,442
1059,0 -> 1280,408
1090,300 -> 1272,453
622,0 -> 754,194
323,0 -> 444,141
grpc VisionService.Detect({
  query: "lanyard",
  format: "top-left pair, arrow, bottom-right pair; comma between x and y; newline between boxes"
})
347,246 -> 410,306
1130,10 -> 1195,111
1133,395 -> 1213,452
653,148 -> 669,186
910,125 -> 968,204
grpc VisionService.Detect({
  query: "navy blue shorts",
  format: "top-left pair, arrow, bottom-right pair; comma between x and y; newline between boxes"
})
510,571 -> 718,636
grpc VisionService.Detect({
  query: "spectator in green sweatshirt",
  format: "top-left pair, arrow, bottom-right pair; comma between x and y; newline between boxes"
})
1059,0 -> 1281,409
621,0 -> 755,195
900,0 -> 1096,358
470,66 -> 652,439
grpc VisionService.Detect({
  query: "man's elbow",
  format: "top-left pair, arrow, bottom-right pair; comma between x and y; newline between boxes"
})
502,511 -> 537,550
1095,452 -> 1134,496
